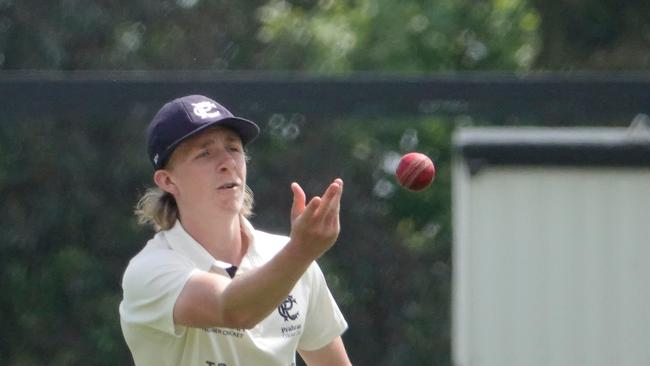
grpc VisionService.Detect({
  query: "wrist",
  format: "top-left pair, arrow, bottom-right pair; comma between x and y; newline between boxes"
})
283,237 -> 319,264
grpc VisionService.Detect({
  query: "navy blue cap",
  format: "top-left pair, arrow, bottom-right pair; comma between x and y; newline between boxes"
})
147,95 -> 260,170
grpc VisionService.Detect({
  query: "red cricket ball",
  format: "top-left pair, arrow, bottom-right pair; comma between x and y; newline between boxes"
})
395,152 -> 435,191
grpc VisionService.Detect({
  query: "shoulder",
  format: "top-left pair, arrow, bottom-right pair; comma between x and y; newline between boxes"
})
122,234 -> 194,294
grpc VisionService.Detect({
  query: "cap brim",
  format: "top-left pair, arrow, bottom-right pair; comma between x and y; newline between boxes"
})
212,117 -> 260,145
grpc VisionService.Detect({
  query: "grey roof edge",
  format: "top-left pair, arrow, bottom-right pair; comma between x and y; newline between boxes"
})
453,124 -> 650,168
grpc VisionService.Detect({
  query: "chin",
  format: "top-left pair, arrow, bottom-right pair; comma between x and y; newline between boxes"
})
217,199 -> 244,215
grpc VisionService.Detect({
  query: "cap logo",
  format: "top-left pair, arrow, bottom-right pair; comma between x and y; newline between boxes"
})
153,153 -> 159,165
192,101 -> 222,119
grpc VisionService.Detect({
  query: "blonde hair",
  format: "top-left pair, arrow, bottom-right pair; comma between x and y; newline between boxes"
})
134,185 -> 254,232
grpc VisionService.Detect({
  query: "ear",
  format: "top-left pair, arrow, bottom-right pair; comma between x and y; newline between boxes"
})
153,169 -> 179,196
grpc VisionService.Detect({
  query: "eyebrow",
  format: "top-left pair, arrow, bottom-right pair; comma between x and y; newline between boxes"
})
197,139 -> 216,149
195,134 -> 242,150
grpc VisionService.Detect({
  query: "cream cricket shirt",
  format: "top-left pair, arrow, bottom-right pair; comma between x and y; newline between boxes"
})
119,220 -> 348,366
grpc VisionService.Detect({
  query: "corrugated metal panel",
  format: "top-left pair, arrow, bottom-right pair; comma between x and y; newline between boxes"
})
453,164 -> 650,366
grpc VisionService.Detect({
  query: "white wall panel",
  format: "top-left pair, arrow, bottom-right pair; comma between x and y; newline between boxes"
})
453,164 -> 650,366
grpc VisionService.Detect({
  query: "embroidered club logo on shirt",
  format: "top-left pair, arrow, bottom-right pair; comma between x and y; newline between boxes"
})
278,295 -> 299,321
192,101 -> 222,119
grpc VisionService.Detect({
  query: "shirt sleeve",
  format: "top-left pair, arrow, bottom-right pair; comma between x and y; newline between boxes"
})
298,262 -> 349,351
120,249 -> 197,336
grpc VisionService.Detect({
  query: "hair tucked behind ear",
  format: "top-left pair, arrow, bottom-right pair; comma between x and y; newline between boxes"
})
134,185 -> 255,232
134,187 -> 177,231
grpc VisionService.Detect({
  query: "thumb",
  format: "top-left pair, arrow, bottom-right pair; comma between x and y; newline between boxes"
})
290,182 -> 306,221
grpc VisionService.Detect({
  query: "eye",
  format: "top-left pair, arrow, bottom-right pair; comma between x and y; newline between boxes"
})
228,145 -> 243,153
196,149 -> 210,158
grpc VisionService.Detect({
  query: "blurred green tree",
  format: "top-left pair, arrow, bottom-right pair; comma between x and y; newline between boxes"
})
255,0 -> 541,72
531,0 -> 650,69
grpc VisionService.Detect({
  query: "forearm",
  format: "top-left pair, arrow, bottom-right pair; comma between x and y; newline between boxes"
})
218,239 -> 314,328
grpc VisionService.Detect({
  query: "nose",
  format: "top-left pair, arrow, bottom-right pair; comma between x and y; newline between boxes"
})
217,150 -> 237,172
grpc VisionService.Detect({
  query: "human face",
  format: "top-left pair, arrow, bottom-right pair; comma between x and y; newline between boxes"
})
157,127 -> 247,218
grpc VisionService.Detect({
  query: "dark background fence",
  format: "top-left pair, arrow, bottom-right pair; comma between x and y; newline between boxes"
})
4,72 -> 650,122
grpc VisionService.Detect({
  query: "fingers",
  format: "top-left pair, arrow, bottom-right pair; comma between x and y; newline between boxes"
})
319,178 -> 343,218
318,179 -> 342,203
303,196 -> 322,220
292,178 -> 343,221
289,179 -> 343,258
290,182 -> 306,221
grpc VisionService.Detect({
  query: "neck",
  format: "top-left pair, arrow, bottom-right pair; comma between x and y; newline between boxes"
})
178,211 -> 248,266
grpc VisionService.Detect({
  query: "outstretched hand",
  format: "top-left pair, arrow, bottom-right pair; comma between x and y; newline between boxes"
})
289,178 -> 343,260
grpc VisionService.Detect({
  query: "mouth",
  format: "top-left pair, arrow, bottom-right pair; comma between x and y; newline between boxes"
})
218,182 -> 240,190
